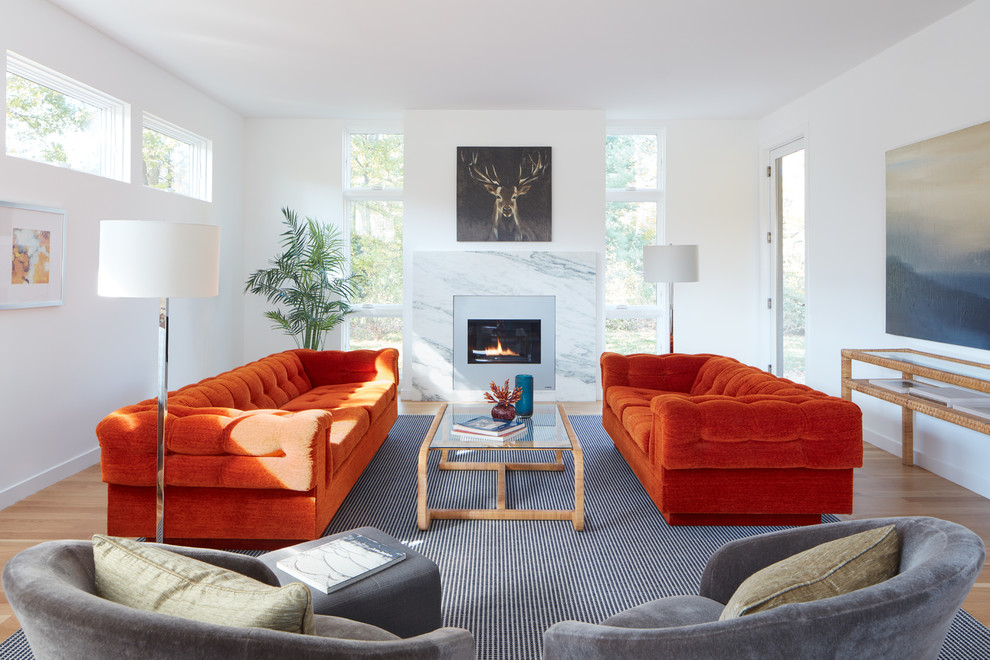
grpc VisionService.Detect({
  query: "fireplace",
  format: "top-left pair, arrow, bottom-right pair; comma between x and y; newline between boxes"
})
467,319 -> 541,364
453,295 -> 555,391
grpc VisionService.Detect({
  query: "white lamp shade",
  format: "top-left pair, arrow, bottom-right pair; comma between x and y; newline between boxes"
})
98,220 -> 221,298
643,244 -> 699,283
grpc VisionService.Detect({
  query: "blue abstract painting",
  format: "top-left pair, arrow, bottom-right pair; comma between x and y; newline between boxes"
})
886,120 -> 990,350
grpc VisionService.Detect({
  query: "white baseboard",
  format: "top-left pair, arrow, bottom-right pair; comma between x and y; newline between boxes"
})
0,448 -> 100,511
863,429 -> 990,500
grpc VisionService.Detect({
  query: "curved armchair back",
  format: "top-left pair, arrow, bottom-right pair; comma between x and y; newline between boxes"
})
545,517 -> 985,660
3,540 -> 474,660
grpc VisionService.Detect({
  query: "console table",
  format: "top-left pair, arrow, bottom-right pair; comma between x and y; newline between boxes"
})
841,349 -> 990,466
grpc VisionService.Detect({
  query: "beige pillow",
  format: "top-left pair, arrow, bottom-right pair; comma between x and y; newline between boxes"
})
720,524 -> 900,619
92,534 -> 314,634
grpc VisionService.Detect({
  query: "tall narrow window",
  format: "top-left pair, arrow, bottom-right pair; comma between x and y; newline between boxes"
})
605,132 -> 664,353
345,132 -> 403,356
5,51 -> 127,181
770,139 -> 806,381
142,113 -> 212,201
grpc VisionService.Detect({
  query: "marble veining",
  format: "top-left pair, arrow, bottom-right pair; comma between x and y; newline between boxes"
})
410,251 -> 597,401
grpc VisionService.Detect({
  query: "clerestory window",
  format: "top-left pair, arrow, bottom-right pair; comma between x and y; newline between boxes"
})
5,51 -> 128,181
142,113 -> 212,201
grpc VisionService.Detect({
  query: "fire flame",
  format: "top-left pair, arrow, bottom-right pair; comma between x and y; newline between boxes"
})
483,338 -> 519,357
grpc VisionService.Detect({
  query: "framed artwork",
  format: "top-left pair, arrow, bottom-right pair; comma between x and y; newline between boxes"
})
457,146 -> 551,242
886,120 -> 990,350
1,201 -> 66,310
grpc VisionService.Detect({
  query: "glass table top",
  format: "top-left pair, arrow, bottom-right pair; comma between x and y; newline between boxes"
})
428,403 -> 572,450
862,350 -> 990,382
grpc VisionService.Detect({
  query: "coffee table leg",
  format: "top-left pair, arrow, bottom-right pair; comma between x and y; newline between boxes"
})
572,446 -> 585,531
417,442 -> 430,530
418,404 -> 447,530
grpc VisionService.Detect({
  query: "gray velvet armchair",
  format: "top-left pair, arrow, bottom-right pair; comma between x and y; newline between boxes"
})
544,517 -> 985,660
2,539 -> 474,660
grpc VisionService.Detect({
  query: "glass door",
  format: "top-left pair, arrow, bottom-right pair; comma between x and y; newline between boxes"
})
770,139 -> 806,382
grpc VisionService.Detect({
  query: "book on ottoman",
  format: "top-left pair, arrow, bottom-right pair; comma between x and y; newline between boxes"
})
275,533 -> 406,594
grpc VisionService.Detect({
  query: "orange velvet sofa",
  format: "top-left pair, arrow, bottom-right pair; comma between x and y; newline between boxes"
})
97,348 -> 399,547
601,352 -> 862,526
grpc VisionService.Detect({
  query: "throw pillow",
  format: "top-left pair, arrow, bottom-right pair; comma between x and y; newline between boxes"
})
720,524 -> 900,619
92,534 -> 314,634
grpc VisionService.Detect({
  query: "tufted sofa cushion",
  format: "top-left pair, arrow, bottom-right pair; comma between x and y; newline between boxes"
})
689,357 -> 818,397
169,353 -> 313,410
653,394 -> 863,470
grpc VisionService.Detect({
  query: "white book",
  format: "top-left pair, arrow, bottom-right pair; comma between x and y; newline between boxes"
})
910,384 -> 990,406
950,401 -> 990,420
275,534 -> 405,594
868,379 -> 922,393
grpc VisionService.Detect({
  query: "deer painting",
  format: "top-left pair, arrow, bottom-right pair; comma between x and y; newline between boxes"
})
457,147 -> 551,241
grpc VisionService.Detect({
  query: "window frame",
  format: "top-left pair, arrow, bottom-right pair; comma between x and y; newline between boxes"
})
604,128 -> 666,352
342,128 -> 404,351
5,50 -> 129,181
141,112 -> 212,202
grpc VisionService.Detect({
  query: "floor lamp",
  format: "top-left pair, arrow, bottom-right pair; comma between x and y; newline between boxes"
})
643,244 -> 699,354
98,220 -> 221,543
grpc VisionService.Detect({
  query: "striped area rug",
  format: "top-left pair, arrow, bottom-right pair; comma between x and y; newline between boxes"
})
3,414 -> 989,659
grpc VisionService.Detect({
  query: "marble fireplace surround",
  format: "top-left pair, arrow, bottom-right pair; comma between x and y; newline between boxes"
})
411,251 -> 597,401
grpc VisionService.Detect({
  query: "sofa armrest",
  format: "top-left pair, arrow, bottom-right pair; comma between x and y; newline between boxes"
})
98,406 -> 332,491
651,394 -> 863,470
294,348 -> 399,387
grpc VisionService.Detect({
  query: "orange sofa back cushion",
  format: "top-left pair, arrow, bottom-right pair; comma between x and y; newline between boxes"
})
601,352 -> 716,393
169,352 -> 313,410
689,357 -> 817,397
294,348 -> 399,387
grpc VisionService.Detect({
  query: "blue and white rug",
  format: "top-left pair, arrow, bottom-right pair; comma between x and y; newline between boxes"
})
3,414 -> 989,659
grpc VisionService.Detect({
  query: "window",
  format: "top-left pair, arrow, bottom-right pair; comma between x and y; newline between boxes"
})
605,132 -> 664,354
769,139 -> 806,382
344,132 -> 403,356
142,113 -> 212,201
5,51 -> 127,181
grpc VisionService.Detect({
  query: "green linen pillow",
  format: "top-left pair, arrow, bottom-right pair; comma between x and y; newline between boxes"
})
720,524 -> 900,620
92,534 -> 314,634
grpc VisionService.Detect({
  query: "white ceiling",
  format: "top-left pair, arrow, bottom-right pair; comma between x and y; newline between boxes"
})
45,0 -> 976,119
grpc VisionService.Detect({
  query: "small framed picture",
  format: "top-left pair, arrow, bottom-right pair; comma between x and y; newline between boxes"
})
1,201 -> 66,310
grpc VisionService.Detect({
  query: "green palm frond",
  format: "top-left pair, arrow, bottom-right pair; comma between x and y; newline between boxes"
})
245,207 -> 358,350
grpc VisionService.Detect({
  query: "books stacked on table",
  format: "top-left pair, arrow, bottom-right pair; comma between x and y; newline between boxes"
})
452,416 -> 528,441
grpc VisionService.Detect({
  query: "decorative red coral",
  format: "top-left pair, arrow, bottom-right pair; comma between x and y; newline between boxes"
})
483,379 -> 522,406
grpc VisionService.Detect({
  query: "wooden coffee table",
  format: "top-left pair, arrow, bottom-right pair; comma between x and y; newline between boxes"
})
416,403 -> 585,531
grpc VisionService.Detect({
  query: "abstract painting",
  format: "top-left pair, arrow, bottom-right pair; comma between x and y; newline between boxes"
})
2,202 -> 65,309
886,120 -> 990,350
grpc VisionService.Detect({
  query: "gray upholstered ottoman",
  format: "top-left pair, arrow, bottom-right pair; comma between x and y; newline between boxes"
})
259,526 -> 442,638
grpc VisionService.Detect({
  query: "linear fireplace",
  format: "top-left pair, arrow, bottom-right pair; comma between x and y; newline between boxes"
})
453,295 -> 555,391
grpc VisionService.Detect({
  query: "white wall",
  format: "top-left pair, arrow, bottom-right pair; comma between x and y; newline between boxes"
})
241,118 -> 354,359
759,0 -> 990,497
0,0 -> 245,508
663,120 -> 762,363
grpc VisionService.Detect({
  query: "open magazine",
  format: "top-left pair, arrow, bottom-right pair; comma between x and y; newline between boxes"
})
275,534 -> 406,594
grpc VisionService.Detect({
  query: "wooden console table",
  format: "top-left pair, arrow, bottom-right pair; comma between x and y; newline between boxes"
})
841,349 -> 990,466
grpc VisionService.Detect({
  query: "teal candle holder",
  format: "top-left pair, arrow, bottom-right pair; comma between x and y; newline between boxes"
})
515,374 -> 534,418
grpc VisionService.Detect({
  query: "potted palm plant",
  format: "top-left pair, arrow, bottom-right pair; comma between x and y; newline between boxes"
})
245,207 -> 356,350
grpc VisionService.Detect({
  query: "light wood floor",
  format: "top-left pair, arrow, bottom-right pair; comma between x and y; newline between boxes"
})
2,401 -> 988,644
